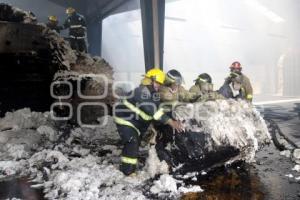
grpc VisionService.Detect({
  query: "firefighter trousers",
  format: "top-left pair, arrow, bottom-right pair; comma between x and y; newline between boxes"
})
116,124 -> 140,175
69,38 -> 87,53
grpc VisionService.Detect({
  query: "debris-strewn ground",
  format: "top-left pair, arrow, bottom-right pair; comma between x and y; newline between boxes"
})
0,99 -> 274,200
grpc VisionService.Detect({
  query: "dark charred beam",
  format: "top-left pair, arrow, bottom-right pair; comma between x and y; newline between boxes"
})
86,17 -> 103,56
140,0 -> 165,71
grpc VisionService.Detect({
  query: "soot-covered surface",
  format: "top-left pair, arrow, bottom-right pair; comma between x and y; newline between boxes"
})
181,144 -> 300,200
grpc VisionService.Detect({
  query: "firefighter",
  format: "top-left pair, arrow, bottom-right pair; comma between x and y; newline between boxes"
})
219,75 -> 246,100
46,16 -> 62,33
159,69 -> 197,104
63,7 -> 87,52
189,73 -> 224,102
226,61 -> 253,101
114,68 -> 184,175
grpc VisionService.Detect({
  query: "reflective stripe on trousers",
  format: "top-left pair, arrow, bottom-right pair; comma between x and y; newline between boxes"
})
121,156 -> 137,165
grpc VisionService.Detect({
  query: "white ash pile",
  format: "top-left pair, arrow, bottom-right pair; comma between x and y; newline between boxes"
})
156,100 -> 271,172
0,109 -> 56,160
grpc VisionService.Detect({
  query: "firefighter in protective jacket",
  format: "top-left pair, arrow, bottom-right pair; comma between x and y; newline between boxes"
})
114,68 -> 184,175
47,16 -> 62,33
189,73 -> 224,102
63,7 -> 87,52
225,61 -> 253,101
159,69 -> 198,104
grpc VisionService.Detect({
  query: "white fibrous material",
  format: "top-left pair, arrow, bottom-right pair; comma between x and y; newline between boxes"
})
0,108 -> 50,131
280,150 -> 291,158
4,144 -> 29,160
0,99 -> 273,199
145,145 -> 169,178
174,100 -> 271,162
285,174 -> 294,178
150,174 -> 203,196
0,160 -> 28,178
292,149 -> 300,164
69,116 -> 119,145
150,174 -> 178,194
0,109 -> 181,199
37,126 -> 58,142
178,185 -> 203,193
44,155 -> 149,200
292,165 -> 300,172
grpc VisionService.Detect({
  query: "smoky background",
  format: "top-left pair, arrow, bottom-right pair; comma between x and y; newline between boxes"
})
1,0 -> 299,102
102,0 -> 300,102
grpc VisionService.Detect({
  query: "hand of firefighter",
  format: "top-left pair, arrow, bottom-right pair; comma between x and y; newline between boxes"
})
167,119 -> 185,133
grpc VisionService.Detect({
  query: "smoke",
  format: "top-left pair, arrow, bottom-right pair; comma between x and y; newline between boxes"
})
102,0 -> 300,98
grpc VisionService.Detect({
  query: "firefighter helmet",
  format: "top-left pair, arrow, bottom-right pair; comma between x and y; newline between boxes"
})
48,15 -> 57,22
166,69 -> 183,85
145,68 -> 166,84
66,7 -> 75,15
230,61 -> 242,70
194,73 -> 212,84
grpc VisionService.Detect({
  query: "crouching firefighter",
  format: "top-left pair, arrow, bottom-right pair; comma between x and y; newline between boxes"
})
47,16 -> 63,33
114,68 -> 184,176
63,7 -> 87,52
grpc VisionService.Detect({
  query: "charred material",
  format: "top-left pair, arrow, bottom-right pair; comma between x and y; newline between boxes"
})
155,100 -> 271,173
0,3 -> 37,24
0,4 -> 114,123
156,126 -> 240,173
0,21 -> 57,116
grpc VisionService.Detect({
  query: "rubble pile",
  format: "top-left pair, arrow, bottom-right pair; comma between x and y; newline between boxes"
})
0,4 -> 114,120
0,109 -> 202,199
0,3 -> 37,24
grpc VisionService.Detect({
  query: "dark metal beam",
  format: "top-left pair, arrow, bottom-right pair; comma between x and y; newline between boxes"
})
140,0 -> 165,72
86,17 -> 102,56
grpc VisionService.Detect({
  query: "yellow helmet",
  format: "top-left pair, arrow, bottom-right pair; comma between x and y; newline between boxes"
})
66,7 -> 75,15
145,68 -> 166,84
48,15 -> 57,22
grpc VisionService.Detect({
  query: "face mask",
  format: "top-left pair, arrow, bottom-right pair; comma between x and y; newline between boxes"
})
201,83 -> 213,92
233,82 -> 242,91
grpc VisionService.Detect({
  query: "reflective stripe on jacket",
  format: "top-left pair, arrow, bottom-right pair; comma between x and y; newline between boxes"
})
114,85 -> 170,136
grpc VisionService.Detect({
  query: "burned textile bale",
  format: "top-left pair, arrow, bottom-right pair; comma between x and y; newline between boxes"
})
52,54 -> 114,125
155,100 -> 271,173
0,4 -> 114,122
